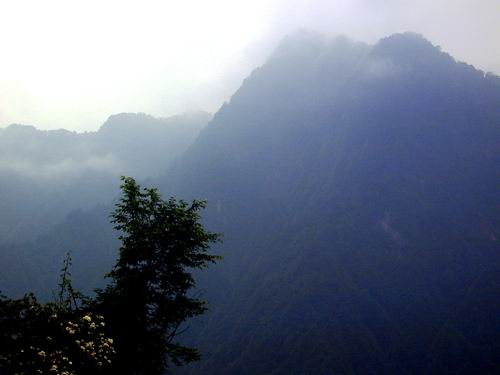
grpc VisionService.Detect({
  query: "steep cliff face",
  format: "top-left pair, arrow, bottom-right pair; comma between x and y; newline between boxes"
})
163,32 -> 500,374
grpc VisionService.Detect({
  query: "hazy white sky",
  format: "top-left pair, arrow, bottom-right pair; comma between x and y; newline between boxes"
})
1,0 -> 499,131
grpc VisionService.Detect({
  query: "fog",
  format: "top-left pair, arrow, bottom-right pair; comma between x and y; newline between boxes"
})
0,0 -> 498,131
0,112 -> 208,241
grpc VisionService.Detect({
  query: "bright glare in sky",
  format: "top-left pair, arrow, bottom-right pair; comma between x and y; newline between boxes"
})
0,0 -> 272,130
0,0 -> 499,131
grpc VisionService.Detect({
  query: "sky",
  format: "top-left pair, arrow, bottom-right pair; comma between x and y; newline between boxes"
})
0,0 -> 499,131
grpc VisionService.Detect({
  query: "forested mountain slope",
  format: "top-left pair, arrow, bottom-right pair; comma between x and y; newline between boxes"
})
162,32 -> 500,374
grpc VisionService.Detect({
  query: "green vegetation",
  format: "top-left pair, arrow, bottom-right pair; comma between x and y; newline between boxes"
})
0,177 -> 220,374
96,176 -> 221,373
0,254 -> 115,375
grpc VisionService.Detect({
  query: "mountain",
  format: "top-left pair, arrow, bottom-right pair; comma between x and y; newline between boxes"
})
0,111 -> 209,241
161,32 -> 500,374
2,32 -> 500,373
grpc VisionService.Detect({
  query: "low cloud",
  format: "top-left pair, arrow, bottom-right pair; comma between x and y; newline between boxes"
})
0,154 -> 120,180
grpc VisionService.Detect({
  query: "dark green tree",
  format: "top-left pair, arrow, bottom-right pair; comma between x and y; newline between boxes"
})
96,176 -> 221,374
0,177 -> 220,375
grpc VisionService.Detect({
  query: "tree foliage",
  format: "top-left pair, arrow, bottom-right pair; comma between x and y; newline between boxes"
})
0,254 -> 115,375
96,176 -> 221,374
0,177 -> 220,375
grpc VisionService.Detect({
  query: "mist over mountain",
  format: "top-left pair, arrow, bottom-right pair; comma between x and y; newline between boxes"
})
0,111 -> 209,241
1,32 -> 499,373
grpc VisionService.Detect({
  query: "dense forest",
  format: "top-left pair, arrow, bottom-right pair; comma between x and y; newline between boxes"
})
1,32 -> 499,374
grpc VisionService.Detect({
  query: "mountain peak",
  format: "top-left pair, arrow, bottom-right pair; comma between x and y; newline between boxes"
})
378,31 -> 433,47
372,32 -> 455,68
4,124 -> 38,134
270,29 -> 360,62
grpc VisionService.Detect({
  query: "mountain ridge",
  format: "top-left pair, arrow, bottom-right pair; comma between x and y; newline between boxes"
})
0,111 -> 210,242
162,31 -> 500,374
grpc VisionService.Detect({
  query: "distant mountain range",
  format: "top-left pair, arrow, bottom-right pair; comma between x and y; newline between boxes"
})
0,111 -> 209,241
1,32 -> 499,374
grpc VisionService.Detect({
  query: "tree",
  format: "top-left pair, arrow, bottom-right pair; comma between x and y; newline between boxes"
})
0,177 -> 220,375
0,253 -> 115,375
96,176 -> 221,374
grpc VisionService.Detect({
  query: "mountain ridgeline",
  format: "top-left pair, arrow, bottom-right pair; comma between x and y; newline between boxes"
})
0,111 -> 209,241
164,32 -> 500,374
2,32 -> 500,373
0,112 -> 209,298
